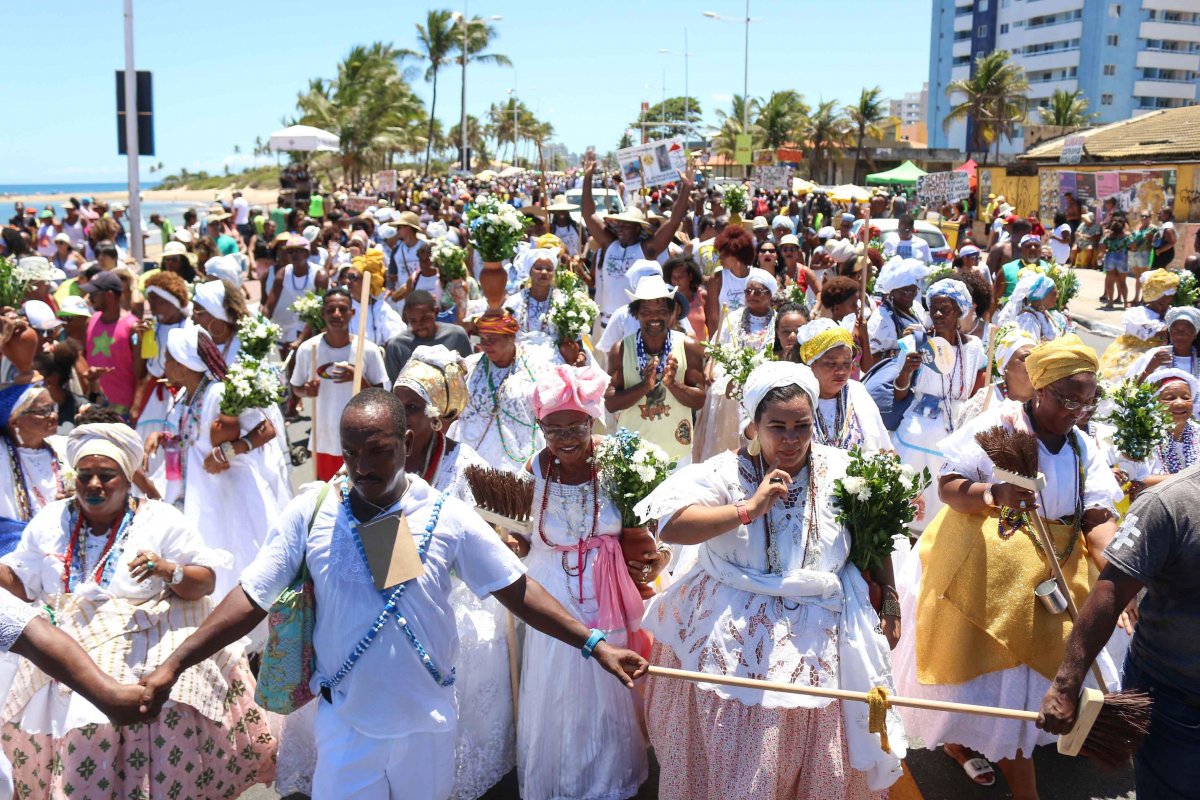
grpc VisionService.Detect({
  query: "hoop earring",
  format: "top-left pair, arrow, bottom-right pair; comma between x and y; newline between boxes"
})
747,438 -> 761,457
431,418 -> 443,431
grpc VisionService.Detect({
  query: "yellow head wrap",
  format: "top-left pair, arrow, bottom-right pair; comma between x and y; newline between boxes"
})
1141,269 -> 1180,303
352,250 -> 386,298
1024,334 -> 1099,389
796,319 -> 855,365
394,345 -> 469,421
535,233 -> 564,251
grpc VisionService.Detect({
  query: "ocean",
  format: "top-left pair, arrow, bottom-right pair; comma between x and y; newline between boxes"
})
0,181 -> 207,231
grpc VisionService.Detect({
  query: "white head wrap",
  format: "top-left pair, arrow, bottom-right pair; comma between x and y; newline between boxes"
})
1147,367 -> 1199,400
145,285 -> 185,312
166,325 -> 208,374
66,423 -> 144,481
825,238 -> 857,265
771,215 -> 795,233
1165,306 -> 1200,332
515,248 -> 560,277
925,278 -> 973,317
192,280 -> 229,322
377,224 -> 397,240
739,361 -> 819,435
204,255 -> 243,288
302,225 -> 321,243
995,272 -> 1056,327
21,300 -> 59,332
745,267 -> 778,297
875,257 -> 928,294
995,326 -> 1037,373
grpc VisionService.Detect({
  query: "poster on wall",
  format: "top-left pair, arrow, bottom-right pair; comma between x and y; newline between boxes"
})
1039,171 -> 1059,224
1113,170 -> 1175,217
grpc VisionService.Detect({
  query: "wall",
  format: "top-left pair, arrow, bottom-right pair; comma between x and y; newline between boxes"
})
978,167 -> 1041,219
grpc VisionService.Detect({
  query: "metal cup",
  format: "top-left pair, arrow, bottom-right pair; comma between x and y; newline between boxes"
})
1035,578 -> 1068,615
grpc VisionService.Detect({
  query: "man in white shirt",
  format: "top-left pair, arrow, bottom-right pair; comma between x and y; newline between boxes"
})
231,190 -> 252,241
881,214 -> 931,265
138,389 -> 647,799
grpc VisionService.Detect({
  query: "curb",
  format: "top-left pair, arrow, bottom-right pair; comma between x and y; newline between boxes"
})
1072,315 -> 1122,339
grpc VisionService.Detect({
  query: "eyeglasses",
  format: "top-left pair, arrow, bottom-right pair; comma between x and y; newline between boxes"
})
1046,386 -> 1097,415
538,421 -> 592,440
744,287 -> 773,297
20,404 -> 57,418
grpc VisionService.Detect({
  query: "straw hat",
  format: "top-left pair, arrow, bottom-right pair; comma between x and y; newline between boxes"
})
606,207 -> 653,230
206,203 -> 231,222
522,206 -> 548,220
546,194 -> 579,212
395,211 -> 425,233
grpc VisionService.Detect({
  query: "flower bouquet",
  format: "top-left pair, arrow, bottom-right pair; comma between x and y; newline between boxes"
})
1047,262 -> 1079,311
548,287 -> 598,344
722,184 -> 748,217
703,340 -> 772,401
289,290 -> 325,332
554,267 -> 584,294
1173,270 -> 1199,307
595,428 -> 678,528
465,194 -> 527,262
781,283 -> 810,311
1102,379 -> 1173,479
0,257 -> 24,308
833,447 -> 931,571
238,314 -> 283,359
220,356 -> 287,417
430,237 -> 468,284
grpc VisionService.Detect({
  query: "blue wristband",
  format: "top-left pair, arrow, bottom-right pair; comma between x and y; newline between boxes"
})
581,628 -> 606,659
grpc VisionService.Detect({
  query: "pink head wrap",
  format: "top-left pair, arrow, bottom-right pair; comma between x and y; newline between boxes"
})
533,364 -> 610,420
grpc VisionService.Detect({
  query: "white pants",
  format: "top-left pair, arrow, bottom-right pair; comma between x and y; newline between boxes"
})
312,703 -> 456,800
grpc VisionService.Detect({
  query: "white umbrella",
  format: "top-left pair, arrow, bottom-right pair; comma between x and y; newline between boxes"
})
498,165 -> 525,178
269,125 -> 340,153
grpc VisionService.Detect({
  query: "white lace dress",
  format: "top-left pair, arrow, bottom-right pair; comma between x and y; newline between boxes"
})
517,457 -> 648,800
451,348 -> 549,474
694,308 -> 775,462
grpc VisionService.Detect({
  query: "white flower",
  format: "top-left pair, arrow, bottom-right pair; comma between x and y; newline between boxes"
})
899,463 -> 915,479
842,476 -> 867,497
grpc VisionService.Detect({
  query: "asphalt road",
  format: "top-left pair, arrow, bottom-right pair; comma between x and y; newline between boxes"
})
245,322 -> 1134,800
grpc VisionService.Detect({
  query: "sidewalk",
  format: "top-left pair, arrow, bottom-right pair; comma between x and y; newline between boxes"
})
1067,266 -> 1124,338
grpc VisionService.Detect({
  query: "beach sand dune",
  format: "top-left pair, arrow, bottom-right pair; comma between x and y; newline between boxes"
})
2,187 -> 278,207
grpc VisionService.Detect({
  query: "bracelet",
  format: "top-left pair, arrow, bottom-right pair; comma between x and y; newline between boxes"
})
735,501 -> 751,525
218,441 -> 237,462
894,377 -> 912,392
880,593 -> 902,619
581,628 -> 606,659
239,436 -> 254,453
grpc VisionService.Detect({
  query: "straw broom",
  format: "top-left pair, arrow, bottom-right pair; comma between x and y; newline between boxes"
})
645,666 -> 1149,767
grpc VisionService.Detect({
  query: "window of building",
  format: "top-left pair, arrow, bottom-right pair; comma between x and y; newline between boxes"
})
1106,34 -> 1119,46
1109,3 -> 1121,17
1000,23 -> 1009,34
979,0 -> 989,10
1101,94 -> 1114,105
1104,64 -> 1116,76
977,24 -> 988,38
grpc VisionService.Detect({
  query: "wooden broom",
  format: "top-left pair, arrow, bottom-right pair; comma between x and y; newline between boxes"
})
645,666 -> 1149,767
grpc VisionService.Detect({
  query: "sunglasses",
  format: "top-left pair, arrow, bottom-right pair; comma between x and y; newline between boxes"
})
538,421 -> 592,440
745,287 -> 773,297
759,248 -> 776,255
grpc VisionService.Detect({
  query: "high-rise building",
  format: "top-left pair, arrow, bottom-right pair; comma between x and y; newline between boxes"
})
895,83 -> 929,126
928,1 -> 1200,154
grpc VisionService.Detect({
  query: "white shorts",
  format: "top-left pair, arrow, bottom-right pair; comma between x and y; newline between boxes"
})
312,702 -> 456,800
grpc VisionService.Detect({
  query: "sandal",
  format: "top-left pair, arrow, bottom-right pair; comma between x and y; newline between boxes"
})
944,745 -> 996,787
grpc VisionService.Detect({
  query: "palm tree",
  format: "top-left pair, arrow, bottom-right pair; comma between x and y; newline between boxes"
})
1039,88 -> 1097,128
399,10 -> 457,176
453,15 -> 512,168
944,50 -> 1030,164
449,114 -> 488,166
847,87 -> 894,183
757,90 -> 808,150
802,100 -> 852,184
296,42 -> 425,183
712,95 -> 763,172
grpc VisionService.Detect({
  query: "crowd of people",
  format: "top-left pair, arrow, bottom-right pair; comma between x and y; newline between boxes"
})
0,159 -> 1195,800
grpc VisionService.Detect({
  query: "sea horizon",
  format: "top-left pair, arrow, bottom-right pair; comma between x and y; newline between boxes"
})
0,181 -> 163,196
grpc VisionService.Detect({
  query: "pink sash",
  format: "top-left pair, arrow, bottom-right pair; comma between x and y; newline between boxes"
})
554,534 -> 651,657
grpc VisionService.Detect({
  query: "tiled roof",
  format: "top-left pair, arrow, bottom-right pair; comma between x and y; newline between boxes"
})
1020,106 -> 1200,162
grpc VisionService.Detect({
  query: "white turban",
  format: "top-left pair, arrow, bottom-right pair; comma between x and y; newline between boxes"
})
377,224 -> 397,240
925,278 -> 973,317
745,267 -> 778,297
875,257 -> 928,295
166,325 -> 207,374
204,255 -> 243,288
739,361 -> 819,435
66,423 -> 144,482
825,238 -> 857,265
515,247 -> 560,276
1166,306 -> 1200,332
771,215 -> 794,233
1147,367 -> 1199,399
193,280 -> 229,322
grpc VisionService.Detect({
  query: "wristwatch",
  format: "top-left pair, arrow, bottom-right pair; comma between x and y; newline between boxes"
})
170,564 -> 185,585
981,484 -> 996,508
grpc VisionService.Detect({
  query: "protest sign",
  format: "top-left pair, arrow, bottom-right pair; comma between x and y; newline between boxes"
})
755,165 -> 794,191
1059,135 -> 1085,165
916,171 -> 971,207
345,195 -> 375,213
616,136 -> 687,191
376,170 -> 397,193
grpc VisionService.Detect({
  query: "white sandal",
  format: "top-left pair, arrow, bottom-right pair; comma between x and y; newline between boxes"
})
960,756 -> 996,786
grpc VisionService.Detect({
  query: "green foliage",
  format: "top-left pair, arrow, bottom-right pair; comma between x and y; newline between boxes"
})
0,257 -> 26,308
1102,380 -> 1174,461
155,165 -> 280,191
632,96 -> 704,142
1173,271 -> 1199,307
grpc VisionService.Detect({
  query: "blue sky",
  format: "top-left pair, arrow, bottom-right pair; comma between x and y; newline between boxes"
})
1,1 -> 931,184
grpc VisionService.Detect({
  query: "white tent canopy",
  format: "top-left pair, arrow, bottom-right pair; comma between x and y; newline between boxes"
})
269,125 -> 340,153
498,165 -> 525,178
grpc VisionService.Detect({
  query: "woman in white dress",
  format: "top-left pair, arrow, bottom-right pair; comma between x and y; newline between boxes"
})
395,345 -> 517,800
893,335 -> 1120,798
636,362 -> 904,800
133,271 -> 191,493
695,267 -> 778,461
152,326 -> 293,598
517,364 -> 649,800
793,319 -> 891,453
1128,305 -> 1200,387
891,278 -> 987,532
1130,368 -> 1200,498
954,326 -> 1037,428
867,257 -> 929,362
0,384 -> 66,555
0,423 -> 275,798
191,278 -> 246,366
994,271 -> 1067,344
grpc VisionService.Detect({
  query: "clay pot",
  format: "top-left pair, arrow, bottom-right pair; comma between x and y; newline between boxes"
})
478,261 -> 507,311
1,323 -> 38,377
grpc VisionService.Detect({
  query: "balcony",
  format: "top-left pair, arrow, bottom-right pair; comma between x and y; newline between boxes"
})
1017,21 -> 1083,46
953,40 -> 973,58
954,13 -> 973,32
1140,21 -> 1200,44
1137,49 -> 1200,71
1133,79 -> 1199,100
1013,0 -> 1083,16
1027,79 -> 1080,97
1016,49 -> 1081,71
1143,0 -> 1200,12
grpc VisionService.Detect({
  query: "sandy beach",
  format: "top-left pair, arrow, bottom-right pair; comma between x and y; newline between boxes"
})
2,187 -> 278,208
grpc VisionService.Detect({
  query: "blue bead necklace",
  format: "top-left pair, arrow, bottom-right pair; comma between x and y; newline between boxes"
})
320,486 -> 454,694
635,328 -> 672,379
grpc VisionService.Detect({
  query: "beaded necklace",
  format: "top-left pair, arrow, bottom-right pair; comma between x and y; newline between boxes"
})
4,437 -> 63,521
537,455 -> 600,603
635,329 -> 672,380
736,307 -> 776,349
478,353 -> 539,464
936,332 -> 966,433
521,288 -> 553,333
1157,421 -> 1197,474
324,485 -> 453,691
176,377 -> 212,486
61,499 -> 138,592
814,386 -> 854,449
756,455 -> 819,576
996,427 -> 1084,565
420,433 -> 446,484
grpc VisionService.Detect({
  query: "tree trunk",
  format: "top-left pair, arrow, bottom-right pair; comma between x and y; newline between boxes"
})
424,69 -> 439,178
854,128 -> 865,186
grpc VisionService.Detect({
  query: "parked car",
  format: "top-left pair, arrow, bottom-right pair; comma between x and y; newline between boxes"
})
564,188 -> 625,226
853,218 -> 953,263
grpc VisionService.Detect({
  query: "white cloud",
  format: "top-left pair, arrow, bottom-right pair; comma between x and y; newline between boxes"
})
712,92 -> 733,104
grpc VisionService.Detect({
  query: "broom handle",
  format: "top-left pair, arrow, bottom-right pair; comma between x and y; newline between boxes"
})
981,325 -> 999,412
310,345 -> 318,449
646,666 -> 1039,722
352,273 -> 371,395
1025,512 -> 1110,693
506,612 -> 520,726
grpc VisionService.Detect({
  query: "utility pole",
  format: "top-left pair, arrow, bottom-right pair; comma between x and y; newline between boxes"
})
123,0 -> 143,265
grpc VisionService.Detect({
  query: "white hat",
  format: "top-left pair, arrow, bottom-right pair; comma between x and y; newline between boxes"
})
173,229 -> 194,244
625,259 -> 663,291
302,225 -> 321,243
825,238 -> 857,264
752,216 -> 769,230
378,224 -> 398,240
778,234 -> 801,248
22,300 -> 59,331
161,241 -> 189,259
625,274 -> 677,304
958,244 -> 981,258
204,255 -> 243,287
15,256 -> 54,283
817,226 -> 836,240
111,203 -> 126,212
53,232 -> 71,245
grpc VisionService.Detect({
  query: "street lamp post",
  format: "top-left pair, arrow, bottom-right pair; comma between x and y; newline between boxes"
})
704,4 -> 758,175
658,29 -> 692,143
455,6 -> 502,173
